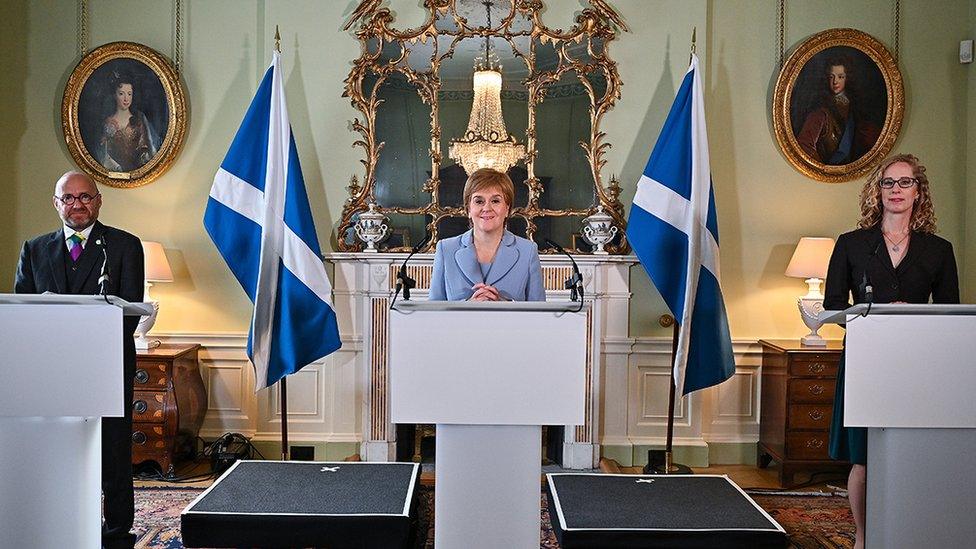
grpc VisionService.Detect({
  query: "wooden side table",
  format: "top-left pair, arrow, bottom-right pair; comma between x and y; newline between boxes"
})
132,343 -> 207,476
758,339 -> 849,487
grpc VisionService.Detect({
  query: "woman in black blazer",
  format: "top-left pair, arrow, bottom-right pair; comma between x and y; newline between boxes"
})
823,153 -> 959,549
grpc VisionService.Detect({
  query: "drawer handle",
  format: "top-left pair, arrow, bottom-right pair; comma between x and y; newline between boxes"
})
809,384 -> 825,395
132,431 -> 147,445
809,410 -> 824,421
805,439 -> 824,449
134,369 -> 150,384
133,400 -> 148,414
807,363 -> 826,374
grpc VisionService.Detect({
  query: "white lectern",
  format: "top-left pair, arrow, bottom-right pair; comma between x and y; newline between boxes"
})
0,294 -> 151,549
821,304 -> 976,549
390,300 -> 586,549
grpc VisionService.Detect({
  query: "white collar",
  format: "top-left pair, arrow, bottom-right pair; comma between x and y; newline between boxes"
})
63,224 -> 95,243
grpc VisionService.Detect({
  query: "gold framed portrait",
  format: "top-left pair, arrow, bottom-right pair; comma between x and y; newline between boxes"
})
773,28 -> 904,183
61,41 -> 188,188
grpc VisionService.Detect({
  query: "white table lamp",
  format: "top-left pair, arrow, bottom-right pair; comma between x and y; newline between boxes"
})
135,241 -> 174,350
785,237 -> 835,346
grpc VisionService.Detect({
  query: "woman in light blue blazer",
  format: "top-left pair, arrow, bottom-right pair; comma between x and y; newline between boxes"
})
429,168 -> 545,301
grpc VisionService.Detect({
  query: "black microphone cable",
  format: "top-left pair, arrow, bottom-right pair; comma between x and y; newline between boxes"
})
97,235 -> 111,303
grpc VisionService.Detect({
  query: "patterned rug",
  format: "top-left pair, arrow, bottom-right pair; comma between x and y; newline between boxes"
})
135,486 -> 854,548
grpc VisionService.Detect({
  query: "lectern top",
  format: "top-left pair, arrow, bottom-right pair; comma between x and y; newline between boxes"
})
392,300 -> 587,313
820,303 -> 976,324
0,293 -> 152,316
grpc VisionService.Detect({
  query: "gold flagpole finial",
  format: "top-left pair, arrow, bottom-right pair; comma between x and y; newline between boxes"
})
691,27 -> 697,57
274,25 -> 281,53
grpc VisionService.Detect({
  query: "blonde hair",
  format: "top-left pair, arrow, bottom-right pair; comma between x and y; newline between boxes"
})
462,168 -> 515,214
857,153 -> 937,234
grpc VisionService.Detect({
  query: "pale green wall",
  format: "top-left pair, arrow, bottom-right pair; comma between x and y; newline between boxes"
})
681,0 -> 972,339
2,0 -> 972,340
1,0 -> 29,292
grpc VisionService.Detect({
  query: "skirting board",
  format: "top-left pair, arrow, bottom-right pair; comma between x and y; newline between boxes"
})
601,442 -> 757,468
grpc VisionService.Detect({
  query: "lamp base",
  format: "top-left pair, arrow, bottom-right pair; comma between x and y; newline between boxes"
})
134,299 -> 161,350
800,333 -> 827,346
134,334 -> 161,350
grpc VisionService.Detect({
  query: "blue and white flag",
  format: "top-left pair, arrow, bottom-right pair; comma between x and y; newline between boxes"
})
204,51 -> 341,391
626,54 -> 735,396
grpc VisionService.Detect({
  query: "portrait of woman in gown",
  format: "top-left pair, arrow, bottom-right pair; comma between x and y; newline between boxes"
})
98,71 -> 161,172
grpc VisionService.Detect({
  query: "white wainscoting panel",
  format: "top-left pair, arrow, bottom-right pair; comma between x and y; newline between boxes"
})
154,330 -> 764,457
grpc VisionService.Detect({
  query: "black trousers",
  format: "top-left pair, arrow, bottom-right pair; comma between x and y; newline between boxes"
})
102,348 -> 136,549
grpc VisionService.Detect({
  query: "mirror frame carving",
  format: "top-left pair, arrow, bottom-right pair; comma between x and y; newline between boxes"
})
338,0 -> 629,253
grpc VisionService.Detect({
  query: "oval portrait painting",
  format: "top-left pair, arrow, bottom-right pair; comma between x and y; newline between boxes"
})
62,41 -> 187,188
773,29 -> 903,183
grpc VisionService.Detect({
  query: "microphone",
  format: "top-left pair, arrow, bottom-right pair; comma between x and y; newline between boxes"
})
858,240 -> 881,317
861,271 -> 874,304
97,235 -> 110,297
863,240 -> 881,303
393,234 -> 430,306
545,238 -> 583,304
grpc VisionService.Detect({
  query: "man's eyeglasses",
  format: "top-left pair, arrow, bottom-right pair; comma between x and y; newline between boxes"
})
54,193 -> 100,205
879,177 -> 918,189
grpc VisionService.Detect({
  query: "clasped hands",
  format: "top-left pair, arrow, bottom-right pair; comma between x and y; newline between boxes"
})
469,283 -> 501,301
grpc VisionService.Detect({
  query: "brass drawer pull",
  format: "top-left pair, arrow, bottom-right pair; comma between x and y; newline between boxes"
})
807,362 -> 826,374
805,439 -> 824,449
134,369 -> 150,384
809,384 -> 825,395
132,431 -> 147,445
809,410 -> 824,421
133,400 -> 148,414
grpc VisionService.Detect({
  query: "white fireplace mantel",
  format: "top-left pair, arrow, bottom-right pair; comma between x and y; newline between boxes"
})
325,251 -> 637,469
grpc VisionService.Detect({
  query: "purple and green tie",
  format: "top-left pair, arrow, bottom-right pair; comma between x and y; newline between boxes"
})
68,233 -> 85,262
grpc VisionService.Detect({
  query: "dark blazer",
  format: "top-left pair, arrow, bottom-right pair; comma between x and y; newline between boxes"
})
15,221 -> 145,338
823,225 -> 959,310
429,229 -> 545,301
16,221 -> 144,547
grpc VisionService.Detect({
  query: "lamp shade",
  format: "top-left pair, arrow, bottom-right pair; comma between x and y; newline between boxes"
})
142,241 -> 173,283
785,237 -> 834,279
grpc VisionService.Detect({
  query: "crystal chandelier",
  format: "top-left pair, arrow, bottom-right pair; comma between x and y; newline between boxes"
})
448,1 -> 525,174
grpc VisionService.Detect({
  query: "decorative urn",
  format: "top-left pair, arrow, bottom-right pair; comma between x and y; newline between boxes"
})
581,205 -> 618,254
354,203 -> 389,252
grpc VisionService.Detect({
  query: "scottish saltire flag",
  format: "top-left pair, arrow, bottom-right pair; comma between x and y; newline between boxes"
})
626,54 -> 735,396
204,51 -> 341,391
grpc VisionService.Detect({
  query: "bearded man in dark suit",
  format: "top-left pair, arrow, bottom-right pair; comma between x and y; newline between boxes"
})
15,170 -> 144,549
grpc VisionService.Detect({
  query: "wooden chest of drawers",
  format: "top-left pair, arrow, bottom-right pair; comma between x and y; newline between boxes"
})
133,344 -> 207,476
758,339 -> 849,487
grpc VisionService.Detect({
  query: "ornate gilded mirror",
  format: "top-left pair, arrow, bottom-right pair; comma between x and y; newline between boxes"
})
339,0 -> 628,253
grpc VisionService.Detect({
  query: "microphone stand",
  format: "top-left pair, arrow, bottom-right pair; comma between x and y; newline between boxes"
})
391,236 -> 430,309
544,239 -> 584,312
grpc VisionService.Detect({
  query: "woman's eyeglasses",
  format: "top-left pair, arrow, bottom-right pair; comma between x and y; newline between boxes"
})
879,177 -> 918,189
54,193 -> 100,205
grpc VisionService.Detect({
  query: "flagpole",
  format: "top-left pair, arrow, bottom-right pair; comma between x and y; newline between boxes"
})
280,377 -> 289,460
273,24 -> 289,462
662,321 -> 691,474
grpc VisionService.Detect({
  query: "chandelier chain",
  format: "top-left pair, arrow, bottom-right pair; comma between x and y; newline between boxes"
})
78,0 -> 89,56
484,0 -> 492,57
